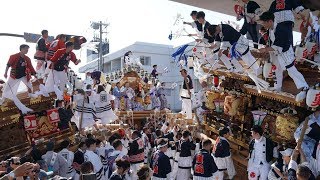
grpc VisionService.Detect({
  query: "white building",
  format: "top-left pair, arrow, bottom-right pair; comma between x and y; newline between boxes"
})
79,41 -> 202,111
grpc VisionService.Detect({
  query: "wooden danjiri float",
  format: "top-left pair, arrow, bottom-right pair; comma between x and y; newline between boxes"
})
198,48 -> 320,178
0,79 -> 75,160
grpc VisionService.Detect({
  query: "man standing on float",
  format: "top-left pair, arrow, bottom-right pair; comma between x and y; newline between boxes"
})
259,11 -> 309,102
45,41 -> 80,100
238,0 -> 262,49
34,30 -> 49,78
179,69 -> 193,119
1,44 -> 37,100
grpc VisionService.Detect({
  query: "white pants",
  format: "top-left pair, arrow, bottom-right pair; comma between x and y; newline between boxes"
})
217,171 -> 224,180
220,54 -> 244,72
181,98 -> 192,119
2,76 -> 32,99
248,164 -> 270,180
193,172 -> 219,180
177,156 -> 192,180
234,35 -> 259,74
242,51 -> 259,74
171,153 -> 180,180
177,168 -> 191,180
72,112 -> 95,130
45,69 -> 68,93
214,156 -> 236,179
1,76 -> 34,113
273,51 -> 308,89
35,60 -> 47,79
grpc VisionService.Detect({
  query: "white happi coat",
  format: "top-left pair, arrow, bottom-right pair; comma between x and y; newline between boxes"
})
93,91 -> 118,124
84,150 -> 104,179
72,94 -> 95,129
58,148 -> 75,178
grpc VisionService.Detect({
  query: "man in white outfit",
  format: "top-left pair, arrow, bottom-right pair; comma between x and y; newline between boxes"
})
247,125 -> 274,180
259,11 -> 309,102
179,69 -> 193,119
84,138 -> 104,180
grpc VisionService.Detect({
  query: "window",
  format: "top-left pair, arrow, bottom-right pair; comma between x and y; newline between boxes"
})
140,56 -> 151,66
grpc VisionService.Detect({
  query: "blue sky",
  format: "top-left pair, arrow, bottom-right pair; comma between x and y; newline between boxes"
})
0,0 -> 301,79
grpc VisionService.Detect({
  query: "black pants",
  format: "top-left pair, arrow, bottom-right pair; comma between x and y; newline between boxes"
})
240,22 -> 259,49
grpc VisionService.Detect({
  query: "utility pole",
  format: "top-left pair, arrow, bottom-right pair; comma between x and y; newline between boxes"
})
90,21 -> 109,72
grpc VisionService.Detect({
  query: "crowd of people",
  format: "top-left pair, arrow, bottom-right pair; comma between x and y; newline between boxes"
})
1,117 -> 319,180
0,112 -> 231,180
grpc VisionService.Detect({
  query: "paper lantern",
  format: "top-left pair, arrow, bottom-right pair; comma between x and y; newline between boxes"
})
263,62 -> 273,79
306,42 -> 316,56
213,76 -> 219,87
251,110 -> 267,126
214,99 -> 224,113
187,57 -> 194,68
47,109 -> 60,123
234,5 -> 243,16
295,46 -> 307,62
24,115 -> 37,131
306,88 -> 320,108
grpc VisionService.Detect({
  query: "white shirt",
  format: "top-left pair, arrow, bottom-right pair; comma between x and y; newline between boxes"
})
142,133 -> 151,150
250,136 -> 267,166
58,148 -> 74,167
294,112 -> 320,140
121,138 -> 129,155
84,150 -> 103,173
93,91 -> 115,108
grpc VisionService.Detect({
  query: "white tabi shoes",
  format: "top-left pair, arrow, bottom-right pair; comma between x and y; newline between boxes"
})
28,93 -> 39,99
295,87 -> 309,102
